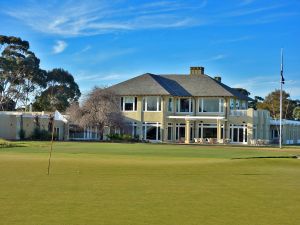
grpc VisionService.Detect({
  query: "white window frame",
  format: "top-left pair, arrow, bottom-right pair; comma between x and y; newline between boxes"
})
236,99 -> 240,109
230,98 -> 235,110
142,122 -> 161,141
168,97 -> 174,112
198,123 -> 224,139
167,123 -> 173,141
198,98 -> 225,113
229,124 -> 247,144
143,96 -> 161,112
121,96 -> 137,112
176,98 -> 193,113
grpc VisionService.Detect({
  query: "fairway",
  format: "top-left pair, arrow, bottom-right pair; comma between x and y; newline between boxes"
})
0,142 -> 300,225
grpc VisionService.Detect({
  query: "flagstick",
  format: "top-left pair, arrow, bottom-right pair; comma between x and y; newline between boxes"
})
279,48 -> 283,149
47,116 -> 55,175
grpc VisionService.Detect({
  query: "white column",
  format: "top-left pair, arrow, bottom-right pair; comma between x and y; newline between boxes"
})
217,119 -> 222,143
185,120 -> 191,144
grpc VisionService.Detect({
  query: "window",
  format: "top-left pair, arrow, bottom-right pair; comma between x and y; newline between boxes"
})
220,98 -> 225,113
236,99 -> 240,109
230,98 -> 235,110
143,96 -> 161,111
198,98 -> 224,113
176,98 -> 193,113
121,97 -> 137,111
167,123 -> 173,141
229,124 -> 247,143
241,101 -> 247,109
142,122 -> 161,141
131,122 -> 138,138
198,123 -> 224,139
168,98 -> 173,112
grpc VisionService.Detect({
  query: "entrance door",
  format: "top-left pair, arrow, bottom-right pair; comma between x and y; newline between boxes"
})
176,123 -> 186,142
230,125 -> 247,144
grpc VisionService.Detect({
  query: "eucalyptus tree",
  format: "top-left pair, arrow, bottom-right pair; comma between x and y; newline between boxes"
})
32,68 -> 81,112
0,35 -> 46,110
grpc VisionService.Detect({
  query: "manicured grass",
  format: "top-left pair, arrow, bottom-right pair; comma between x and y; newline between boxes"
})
0,142 -> 299,225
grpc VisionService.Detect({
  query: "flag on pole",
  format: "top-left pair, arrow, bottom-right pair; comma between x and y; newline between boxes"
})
281,49 -> 285,84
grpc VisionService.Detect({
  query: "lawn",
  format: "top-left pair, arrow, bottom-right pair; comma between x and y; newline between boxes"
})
0,142 -> 300,225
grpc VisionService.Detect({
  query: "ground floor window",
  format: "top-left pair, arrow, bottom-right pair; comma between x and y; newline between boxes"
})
69,125 -> 99,140
230,124 -> 247,143
175,123 -> 194,141
198,123 -> 224,139
167,123 -> 173,141
142,122 -> 161,141
129,122 -> 138,138
175,123 -> 185,141
271,129 -> 279,139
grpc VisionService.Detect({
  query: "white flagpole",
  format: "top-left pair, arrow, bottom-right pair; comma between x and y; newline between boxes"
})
279,49 -> 283,149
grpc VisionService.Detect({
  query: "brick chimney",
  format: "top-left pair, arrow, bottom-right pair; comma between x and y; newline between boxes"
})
214,76 -> 222,82
190,66 -> 204,76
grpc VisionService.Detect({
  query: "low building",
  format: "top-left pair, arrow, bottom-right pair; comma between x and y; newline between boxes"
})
0,111 -> 67,140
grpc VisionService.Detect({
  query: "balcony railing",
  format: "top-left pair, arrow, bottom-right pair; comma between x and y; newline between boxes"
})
230,110 -> 247,117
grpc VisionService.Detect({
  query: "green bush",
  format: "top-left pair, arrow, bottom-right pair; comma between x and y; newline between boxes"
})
30,128 -> 53,141
19,129 -> 25,140
0,139 -> 12,148
106,133 -> 135,142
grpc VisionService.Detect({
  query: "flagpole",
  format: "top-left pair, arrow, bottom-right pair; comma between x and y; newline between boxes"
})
279,48 -> 283,149
47,114 -> 55,175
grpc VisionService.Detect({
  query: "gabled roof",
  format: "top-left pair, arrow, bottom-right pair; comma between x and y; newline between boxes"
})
108,73 -> 251,100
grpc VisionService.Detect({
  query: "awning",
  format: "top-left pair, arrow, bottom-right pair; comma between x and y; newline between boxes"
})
168,115 -> 225,120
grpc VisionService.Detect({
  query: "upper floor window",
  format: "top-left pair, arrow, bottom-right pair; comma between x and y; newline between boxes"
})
143,96 -> 161,112
176,98 -> 193,113
236,99 -> 240,109
230,98 -> 235,110
121,97 -> 137,111
241,100 -> 247,109
168,98 -> 173,112
199,98 -> 224,113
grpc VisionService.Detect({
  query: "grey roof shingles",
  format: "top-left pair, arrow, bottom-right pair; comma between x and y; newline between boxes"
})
108,73 -> 251,100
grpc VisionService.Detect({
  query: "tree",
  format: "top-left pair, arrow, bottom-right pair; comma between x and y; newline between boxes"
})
234,88 -> 250,97
0,35 -> 47,110
66,87 -> 124,139
248,96 -> 264,110
33,68 -> 81,112
257,90 -> 296,119
293,106 -> 300,120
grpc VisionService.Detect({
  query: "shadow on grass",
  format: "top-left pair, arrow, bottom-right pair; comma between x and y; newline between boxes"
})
232,155 -> 300,160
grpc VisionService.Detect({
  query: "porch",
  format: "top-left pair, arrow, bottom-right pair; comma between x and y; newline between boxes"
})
167,116 -> 248,144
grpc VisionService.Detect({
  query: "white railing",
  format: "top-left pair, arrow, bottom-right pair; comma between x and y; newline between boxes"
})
230,110 -> 247,117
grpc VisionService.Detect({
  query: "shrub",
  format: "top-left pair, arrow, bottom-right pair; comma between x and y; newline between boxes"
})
106,133 -> 134,142
0,139 -> 12,148
19,129 -> 25,140
30,128 -> 53,141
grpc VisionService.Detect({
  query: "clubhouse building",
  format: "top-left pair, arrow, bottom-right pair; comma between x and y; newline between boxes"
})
1,66 -> 300,145
105,66 -> 300,145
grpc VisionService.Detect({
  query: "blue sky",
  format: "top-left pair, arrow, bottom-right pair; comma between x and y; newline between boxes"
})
1,0 -> 300,99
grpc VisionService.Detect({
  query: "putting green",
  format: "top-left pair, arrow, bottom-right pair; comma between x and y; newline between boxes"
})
0,142 -> 299,225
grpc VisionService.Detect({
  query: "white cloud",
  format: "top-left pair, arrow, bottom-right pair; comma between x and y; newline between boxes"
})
3,0 -> 298,37
212,36 -> 254,44
76,73 -> 121,82
53,40 -> 67,54
3,0 -> 207,37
